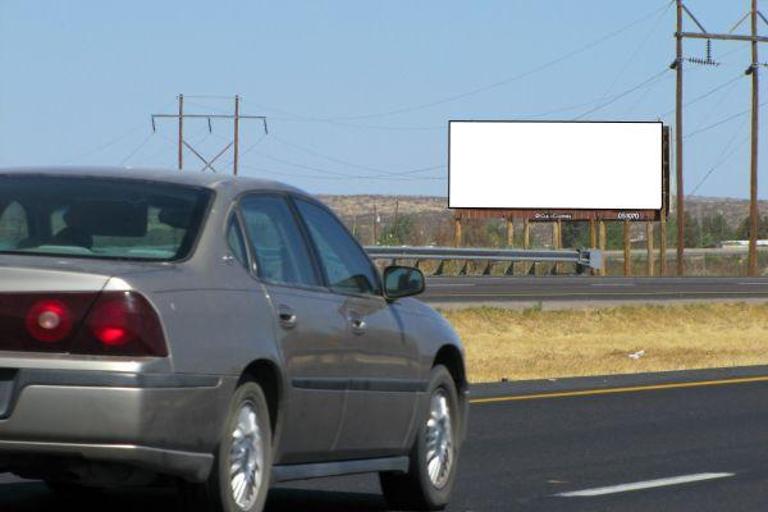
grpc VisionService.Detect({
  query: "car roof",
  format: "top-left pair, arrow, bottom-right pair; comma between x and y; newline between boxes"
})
0,166 -> 307,196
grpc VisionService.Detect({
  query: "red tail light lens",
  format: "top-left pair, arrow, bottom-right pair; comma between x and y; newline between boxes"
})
0,291 -> 167,357
25,299 -> 73,343
88,299 -> 134,346
77,291 -> 168,357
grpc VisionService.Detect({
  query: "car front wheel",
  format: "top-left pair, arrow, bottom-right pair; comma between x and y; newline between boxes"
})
379,365 -> 461,510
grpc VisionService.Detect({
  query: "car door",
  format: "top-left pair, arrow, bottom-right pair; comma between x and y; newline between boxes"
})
238,193 -> 349,464
292,196 -> 421,459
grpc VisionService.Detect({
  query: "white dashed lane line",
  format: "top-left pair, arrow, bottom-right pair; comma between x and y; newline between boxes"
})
552,472 -> 735,498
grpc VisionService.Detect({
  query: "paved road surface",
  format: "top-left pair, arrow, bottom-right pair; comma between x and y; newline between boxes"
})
422,276 -> 768,305
2,369 -> 768,511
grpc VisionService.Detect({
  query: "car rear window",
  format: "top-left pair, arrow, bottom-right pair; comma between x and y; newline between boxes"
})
0,175 -> 212,261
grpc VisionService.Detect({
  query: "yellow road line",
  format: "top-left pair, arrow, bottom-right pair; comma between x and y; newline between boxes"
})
470,375 -> 768,404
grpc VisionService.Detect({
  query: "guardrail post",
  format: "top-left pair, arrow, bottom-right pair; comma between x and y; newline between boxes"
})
458,260 -> 469,276
434,261 -> 445,276
504,261 -> 515,275
483,261 -> 493,275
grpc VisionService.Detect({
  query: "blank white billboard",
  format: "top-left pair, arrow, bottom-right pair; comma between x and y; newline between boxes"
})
449,121 -> 663,210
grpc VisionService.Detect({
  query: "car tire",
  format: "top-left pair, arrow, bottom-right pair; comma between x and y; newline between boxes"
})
379,365 -> 461,511
180,381 -> 273,512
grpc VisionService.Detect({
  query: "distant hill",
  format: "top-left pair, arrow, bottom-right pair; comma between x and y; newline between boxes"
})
318,194 -> 767,247
320,194 -> 764,229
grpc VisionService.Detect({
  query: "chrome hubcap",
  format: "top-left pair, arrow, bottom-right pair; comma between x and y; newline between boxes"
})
229,402 -> 264,510
425,388 -> 454,489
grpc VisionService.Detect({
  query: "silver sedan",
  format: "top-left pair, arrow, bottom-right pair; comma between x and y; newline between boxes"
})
0,167 -> 468,512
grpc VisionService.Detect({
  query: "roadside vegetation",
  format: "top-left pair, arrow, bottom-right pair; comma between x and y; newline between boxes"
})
441,303 -> 768,383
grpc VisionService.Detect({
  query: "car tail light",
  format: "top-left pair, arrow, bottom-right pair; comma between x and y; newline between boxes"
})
25,299 -> 74,343
77,291 -> 167,357
0,291 -> 167,357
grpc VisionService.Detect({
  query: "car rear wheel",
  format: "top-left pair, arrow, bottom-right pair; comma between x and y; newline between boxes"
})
379,365 -> 461,511
180,381 -> 272,512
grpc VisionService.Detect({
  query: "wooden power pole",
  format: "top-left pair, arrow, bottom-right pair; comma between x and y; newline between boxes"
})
177,94 -> 184,171
152,95 -> 267,175
676,1 -> 766,276
749,0 -> 760,276
233,95 -> 240,176
675,0 -> 685,276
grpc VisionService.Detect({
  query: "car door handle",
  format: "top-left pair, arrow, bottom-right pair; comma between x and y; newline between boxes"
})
278,305 -> 297,329
349,317 -> 367,335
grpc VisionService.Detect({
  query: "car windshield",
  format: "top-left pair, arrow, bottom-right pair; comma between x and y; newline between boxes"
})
0,175 -> 212,261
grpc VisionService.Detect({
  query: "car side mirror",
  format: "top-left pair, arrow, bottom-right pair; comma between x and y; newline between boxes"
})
383,266 -> 425,300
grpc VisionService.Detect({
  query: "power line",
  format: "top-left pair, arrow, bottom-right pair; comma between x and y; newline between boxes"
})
573,68 -> 669,120
240,163 -> 445,182
690,128 -> 749,195
599,1 -> 673,100
252,150 -> 445,180
251,1 -> 674,123
268,134 -> 443,176
659,73 -> 742,118
119,132 -> 155,165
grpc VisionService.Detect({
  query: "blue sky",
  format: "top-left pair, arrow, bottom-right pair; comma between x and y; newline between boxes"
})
0,1 -> 763,198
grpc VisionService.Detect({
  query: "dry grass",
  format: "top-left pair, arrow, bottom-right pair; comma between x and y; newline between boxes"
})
441,303 -> 768,383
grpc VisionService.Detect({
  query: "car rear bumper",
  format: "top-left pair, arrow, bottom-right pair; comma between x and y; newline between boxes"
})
0,369 -> 236,482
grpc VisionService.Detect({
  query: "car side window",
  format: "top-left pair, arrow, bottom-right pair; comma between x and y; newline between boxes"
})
239,195 -> 320,288
226,215 -> 248,268
294,198 -> 381,296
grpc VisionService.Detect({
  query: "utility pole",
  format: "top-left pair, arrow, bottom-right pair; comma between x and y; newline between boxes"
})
233,95 -> 240,176
177,94 -> 184,171
749,0 -> 760,275
675,0 -> 685,275
152,94 -> 267,175
675,1 -> 767,276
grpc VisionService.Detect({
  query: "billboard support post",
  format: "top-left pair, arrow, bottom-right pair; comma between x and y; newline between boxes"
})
506,217 -> 514,247
660,210 -> 668,276
599,221 -> 607,276
454,217 -> 463,248
523,220 -> 531,250
646,221 -> 655,276
589,219 -> 598,275
623,220 -> 631,277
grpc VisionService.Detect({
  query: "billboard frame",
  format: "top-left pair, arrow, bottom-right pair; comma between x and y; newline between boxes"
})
448,120 -> 670,222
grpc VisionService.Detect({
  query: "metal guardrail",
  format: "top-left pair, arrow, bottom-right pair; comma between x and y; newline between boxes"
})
365,246 -> 602,275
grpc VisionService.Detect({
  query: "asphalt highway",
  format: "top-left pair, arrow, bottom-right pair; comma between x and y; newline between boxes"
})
3,368 -> 768,511
422,275 -> 768,305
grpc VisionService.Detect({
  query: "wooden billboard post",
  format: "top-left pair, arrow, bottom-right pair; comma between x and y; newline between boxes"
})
506,217 -> 515,247
623,220 -> 632,277
599,220 -> 607,276
646,221 -> 655,276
